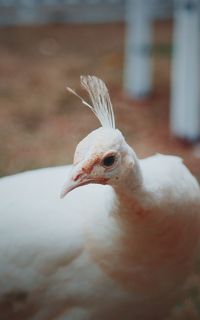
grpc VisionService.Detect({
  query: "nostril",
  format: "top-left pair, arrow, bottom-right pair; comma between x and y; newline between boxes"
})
73,172 -> 84,182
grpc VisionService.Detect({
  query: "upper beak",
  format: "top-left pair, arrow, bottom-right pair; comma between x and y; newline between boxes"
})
60,162 -> 109,199
60,163 -> 92,199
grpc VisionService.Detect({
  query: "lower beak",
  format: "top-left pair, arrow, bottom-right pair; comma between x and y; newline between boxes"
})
60,177 -> 93,199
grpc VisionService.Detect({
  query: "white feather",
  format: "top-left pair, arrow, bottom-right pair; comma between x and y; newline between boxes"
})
67,75 -> 115,129
0,76 -> 199,320
0,154 -> 199,319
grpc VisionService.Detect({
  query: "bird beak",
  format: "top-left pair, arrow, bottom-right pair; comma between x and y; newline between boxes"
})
60,161 -> 109,199
60,163 -> 93,199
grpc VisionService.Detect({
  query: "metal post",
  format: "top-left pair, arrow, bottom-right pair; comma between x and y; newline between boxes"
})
124,0 -> 153,99
171,0 -> 200,141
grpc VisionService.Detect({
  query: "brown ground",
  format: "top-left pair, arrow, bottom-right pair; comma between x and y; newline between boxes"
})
0,21 -> 199,180
0,21 -> 200,318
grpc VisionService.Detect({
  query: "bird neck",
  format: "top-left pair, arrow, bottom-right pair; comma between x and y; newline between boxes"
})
85,156 -> 155,292
112,152 -> 146,218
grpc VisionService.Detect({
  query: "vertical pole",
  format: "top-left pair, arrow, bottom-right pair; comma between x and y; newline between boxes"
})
171,0 -> 200,141
124,0 -> 153,99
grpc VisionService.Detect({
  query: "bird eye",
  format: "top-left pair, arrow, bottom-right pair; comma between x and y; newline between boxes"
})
102,154 -> 116,168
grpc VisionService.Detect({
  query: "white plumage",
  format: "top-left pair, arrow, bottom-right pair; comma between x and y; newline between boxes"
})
0,76 -> 200,320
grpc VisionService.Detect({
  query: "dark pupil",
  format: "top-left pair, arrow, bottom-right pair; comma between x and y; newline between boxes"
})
103,155 -> 115,167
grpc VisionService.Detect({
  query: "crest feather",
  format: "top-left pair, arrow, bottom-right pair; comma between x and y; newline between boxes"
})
66,75 -> 115,129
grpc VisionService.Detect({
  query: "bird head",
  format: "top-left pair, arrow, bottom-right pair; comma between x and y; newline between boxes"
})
60,76 -> 136,198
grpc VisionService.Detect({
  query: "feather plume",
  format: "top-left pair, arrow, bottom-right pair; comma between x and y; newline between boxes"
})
66,75 -> 115,129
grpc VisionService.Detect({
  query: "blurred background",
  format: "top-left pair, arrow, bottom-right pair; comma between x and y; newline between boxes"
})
0,0 -> 200,317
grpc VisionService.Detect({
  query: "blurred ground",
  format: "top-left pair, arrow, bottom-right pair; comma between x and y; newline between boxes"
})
0,21 -> 199,181
0,21 -> 200,319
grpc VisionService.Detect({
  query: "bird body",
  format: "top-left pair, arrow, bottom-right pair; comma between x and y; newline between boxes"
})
0,154 -> 199,320
0,76 -> 200,320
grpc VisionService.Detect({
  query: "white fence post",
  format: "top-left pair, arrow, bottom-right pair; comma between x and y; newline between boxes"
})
171,0 -> 200,141
124,0 -> 153,99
